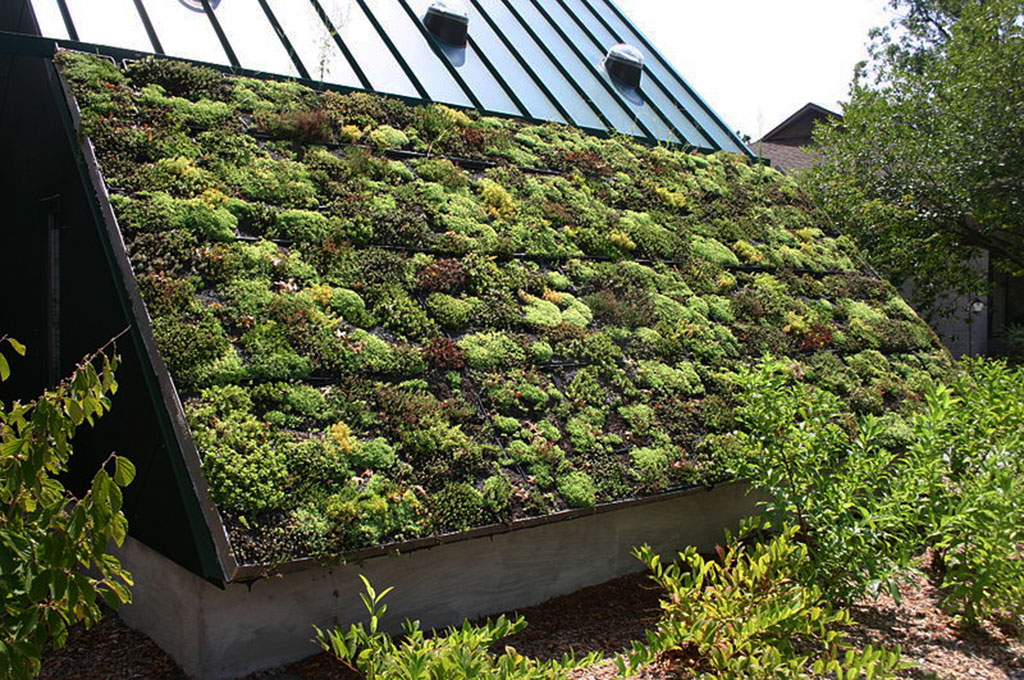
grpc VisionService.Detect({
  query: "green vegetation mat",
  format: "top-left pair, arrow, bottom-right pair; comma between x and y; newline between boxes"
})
57,51 -> 951,564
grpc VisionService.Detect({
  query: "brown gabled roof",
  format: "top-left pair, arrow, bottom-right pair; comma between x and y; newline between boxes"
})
760,103 -> 841,145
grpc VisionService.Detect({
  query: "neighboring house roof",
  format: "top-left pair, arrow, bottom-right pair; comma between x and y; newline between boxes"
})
761,102 -> 840,145
751,140 -> 823,173
755,102 -> 841,173
52,52 -> 948,580
21,0 -> 750,154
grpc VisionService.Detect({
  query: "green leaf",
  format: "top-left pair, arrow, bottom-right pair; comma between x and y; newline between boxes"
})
113,456 -> 136,487
7,338 -> 26,356
0,353 -> 9,382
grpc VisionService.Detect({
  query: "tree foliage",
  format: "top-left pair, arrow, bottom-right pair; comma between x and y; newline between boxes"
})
804,0 -> 1024,310
0,337 -> 135,678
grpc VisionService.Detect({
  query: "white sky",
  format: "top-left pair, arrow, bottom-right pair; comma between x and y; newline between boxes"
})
616,1 -> 896,140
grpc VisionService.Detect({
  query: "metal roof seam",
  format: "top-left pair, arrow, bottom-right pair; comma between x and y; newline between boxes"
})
465,34 -> 530,118
198,0 -> 240,69
549,0 -> 687,146
597,0 -> 749,154
131,0 -> 163,54
573,0 -> 720,151
53,0 -> 77,41
350,0 -> 431,100
308,0 -> 374,91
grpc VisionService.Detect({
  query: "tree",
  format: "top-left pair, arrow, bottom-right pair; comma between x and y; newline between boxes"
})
0,336 -> 135,678
803,0 -> 1024,311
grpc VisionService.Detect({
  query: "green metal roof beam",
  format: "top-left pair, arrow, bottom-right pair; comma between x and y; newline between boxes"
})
590,0 -> 750,155
550,0 -> 697,148
257,0 -> 311,80
350,0 -> 430,101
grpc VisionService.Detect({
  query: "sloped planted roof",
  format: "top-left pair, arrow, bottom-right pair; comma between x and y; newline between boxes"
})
26,0 -> 748,153
56,51 -> 949,571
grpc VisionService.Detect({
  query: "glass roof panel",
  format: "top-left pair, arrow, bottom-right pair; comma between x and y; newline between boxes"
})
28,0 -> 71,39
137,0 -> 230,65
457,0 -> 565,122
536,0 -> 683,143
316,0 -> 419,98
475,0 -> 603,130
263,0 -> 361,86
581,0 -> 743,152
507,0 -> 649,138
403,0 -> 522,116
63,0 -> 153,51
556,0 -> 713,146
359,0 -> 471,106
208,0 -> 298,76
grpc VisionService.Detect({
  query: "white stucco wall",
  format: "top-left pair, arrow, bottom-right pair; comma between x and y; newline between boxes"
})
116,481 -> 758,679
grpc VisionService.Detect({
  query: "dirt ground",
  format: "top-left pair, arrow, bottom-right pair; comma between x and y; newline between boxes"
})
40,565 -> 1024,680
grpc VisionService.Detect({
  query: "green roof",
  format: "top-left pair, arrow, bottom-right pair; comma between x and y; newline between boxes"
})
57,52 -> 949,568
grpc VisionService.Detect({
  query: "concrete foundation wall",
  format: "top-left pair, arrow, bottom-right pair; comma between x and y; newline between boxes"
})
116,481 -> 757,679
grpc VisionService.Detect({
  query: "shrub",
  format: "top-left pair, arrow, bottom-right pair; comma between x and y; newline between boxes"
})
369,125 -> 409,149
619,523 -> 904,679
691,235 -> 740,266
0,340 -> 135,678
314,577 -> 596,680
270,209 -> 333,243
731,361 -> 927,603
923,360 -> 1024,625
425,293 -> 476,329
126,56 -> 228,100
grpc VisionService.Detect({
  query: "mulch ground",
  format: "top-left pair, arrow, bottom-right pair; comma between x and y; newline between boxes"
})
40,564 -> 1024,679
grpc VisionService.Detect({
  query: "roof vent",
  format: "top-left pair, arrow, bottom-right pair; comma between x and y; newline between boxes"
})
604,43 -> 644,88
178,0 -> 220,10
424,0 -> 469,47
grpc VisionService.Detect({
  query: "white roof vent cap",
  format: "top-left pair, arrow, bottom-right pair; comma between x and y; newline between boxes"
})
425,0 -> 469,46
605,43 -> 644,88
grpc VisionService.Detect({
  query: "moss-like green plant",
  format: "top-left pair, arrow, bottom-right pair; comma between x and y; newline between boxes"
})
478,178 -> 518,219
558,471 -> 597,508
368,125 -> 409,149
523,295 -> 563,328
270,209 -> 333,243
459,332 -> 526,370
60,52 -> 949,563
635,360 -> 704,397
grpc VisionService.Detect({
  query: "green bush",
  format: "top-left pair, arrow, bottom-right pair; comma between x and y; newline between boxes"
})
923,360 -> 1024,625
459,332 -> 526,370
731,361 -> 927,603
557,470 -> 596,508
0,339 -> 135,678
314,577 -> 597,680
618,523 -> 904,679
